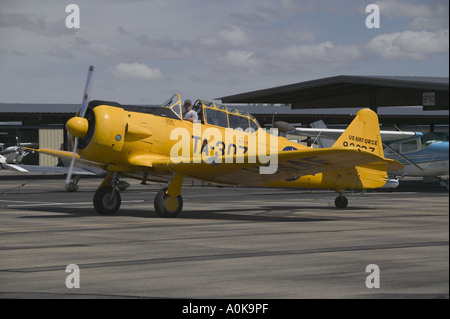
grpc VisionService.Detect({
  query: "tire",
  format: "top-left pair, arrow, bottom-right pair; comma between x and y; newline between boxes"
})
154,188 -> 183,218
335,195 -> 348,209
93,186 -> 121,215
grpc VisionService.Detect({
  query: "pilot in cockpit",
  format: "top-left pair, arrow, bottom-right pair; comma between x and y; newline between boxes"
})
183,99 -> 198,123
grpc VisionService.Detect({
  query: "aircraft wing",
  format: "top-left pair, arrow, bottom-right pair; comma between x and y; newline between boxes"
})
24,147 -> 80,160
3,163 -> 99,175
5,148 -> 107,176
166,148 -> 403,186
24,141 -> 402,187
293,128 -> 420,142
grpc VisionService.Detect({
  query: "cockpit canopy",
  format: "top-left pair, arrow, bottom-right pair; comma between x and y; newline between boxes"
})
161,94 -> 261,133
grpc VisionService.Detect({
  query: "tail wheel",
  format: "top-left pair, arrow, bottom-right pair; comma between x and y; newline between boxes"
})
335,195 -> 348,209
93,186 -> 121,215
154,187 -> 183,218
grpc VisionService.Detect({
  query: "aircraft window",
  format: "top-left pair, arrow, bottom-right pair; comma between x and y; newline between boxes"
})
386,142 -> 400,154
248,114 -> 261,127
216,103 -> 227,111
162,97 -> 174,108
172,103 -> 181,119
204,101 -> 216,108
193,100 -> 204,123
205,108 -> 229,128
249,119 -> 259,132
162,94 -> 179,108
229,114 -> 249,131
161,94 -> 182,119
401,139 -> 420,153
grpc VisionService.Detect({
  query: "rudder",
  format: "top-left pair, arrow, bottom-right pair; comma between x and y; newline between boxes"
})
333,108 -> 384,157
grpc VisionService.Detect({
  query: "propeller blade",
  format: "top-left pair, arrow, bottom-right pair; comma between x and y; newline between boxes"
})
79,65 -> 94,118
65,137 -> 79,191
65,65 -> 94,191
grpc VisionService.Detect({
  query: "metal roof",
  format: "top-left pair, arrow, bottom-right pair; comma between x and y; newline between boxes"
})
0,101 -> 447,127
0,103 -> 163,113
232,105 -> 448,126
218,75 -> 449,110
0,103 -> 81,113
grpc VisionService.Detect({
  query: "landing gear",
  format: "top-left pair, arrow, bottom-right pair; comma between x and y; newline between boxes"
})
334,194 -> 348,209
154,187 -> 183,218
93,172 -> 121,215
94,186 -> 121,215
154,174 -> 184,218
65,175 -> 81,192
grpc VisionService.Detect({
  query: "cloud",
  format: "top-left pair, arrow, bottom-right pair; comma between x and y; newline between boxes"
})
275,41 -> 362,63
111,62 -> 164,80
276,0 -> 316,13
198,26 -> 250,50
376,0 -> 449,31
0,12 -> 74,37
366,29 -> 449,60
47,46 -> 75,59
229,12 -> 269,29
117,26 -> 133,36
71,37 -> 140,61
283,29 -> 315,43
218,50 -> 263,72
137,35 -> 192,59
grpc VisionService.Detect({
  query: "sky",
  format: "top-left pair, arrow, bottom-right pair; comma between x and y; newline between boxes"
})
0,0 -> 448,105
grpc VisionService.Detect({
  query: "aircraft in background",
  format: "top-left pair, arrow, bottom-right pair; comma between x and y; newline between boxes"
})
18,66 -> 403,216
0,137 -> 31,167
383,135 -> 449,189
286,120 -> 449,189
3,150 -> 132,192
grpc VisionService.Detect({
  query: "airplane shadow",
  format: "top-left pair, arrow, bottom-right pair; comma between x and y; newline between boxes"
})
15,204 -> 345,223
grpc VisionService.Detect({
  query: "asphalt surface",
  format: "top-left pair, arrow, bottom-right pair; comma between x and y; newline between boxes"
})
0,171 -> 448,299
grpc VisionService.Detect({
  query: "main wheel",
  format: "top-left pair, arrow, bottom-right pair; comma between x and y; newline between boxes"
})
335,195 -> 348,209
154,187 -> 183,218
93,186 -> 121,215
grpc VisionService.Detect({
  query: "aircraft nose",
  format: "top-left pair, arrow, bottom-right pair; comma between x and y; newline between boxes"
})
66,116 -> 89,138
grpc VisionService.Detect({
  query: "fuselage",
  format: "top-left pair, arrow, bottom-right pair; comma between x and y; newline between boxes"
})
72,98 -> 390,191
387,141 -> 449,177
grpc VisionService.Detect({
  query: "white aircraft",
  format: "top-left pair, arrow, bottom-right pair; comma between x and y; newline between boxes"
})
3,150 -> 131,192
0,138 -> 30,167
280,120 -> 449,189
3,157 -> 130,192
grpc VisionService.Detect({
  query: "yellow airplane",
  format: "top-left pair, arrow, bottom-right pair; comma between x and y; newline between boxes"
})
32,66 -> 403,217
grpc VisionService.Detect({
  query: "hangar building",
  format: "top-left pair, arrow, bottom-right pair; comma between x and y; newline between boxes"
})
1,75 -> 448,165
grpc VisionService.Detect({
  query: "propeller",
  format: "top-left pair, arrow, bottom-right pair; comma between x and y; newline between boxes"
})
273,121 -> 296,133
65,65 -> 94,191
14,136 -> 28,163
269,112 -> 296,134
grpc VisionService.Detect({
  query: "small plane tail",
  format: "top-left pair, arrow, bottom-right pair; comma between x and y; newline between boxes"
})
310,120 -> 334,148
332,109 -> 384,157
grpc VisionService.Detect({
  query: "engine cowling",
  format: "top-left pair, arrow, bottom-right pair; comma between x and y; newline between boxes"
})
75,104 -> 126,164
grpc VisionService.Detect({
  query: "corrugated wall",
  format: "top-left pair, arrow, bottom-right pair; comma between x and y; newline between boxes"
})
39,129 -> 64,166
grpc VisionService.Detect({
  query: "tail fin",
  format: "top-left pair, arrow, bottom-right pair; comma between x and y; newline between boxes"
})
333,109 -> 384,157
310,120 -> 334,148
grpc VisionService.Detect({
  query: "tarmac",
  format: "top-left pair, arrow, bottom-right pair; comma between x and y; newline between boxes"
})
0,170 -> 448,299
